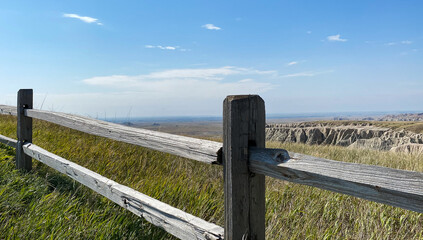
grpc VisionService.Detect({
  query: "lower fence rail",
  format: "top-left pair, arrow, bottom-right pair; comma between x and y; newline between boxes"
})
0,134 -> 17,148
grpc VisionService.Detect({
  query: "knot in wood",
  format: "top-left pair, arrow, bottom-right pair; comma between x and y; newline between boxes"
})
273,151 -> 289,163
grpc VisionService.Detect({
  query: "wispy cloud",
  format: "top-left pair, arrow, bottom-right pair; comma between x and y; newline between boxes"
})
146,45 -> 177,50
145,45 -> 189,51
307,31 -> 312,34
202,24 -> 221,30
385,40 -> 413,46
327,34 -> 347,42
400,48 -> 418,56
281,70 -> 334,78
84,67 -> 275,85
80,67 -> 274,114
287,61 -> 298,66
63,13 -> 102,25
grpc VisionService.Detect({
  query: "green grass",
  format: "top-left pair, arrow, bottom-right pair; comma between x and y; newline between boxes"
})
0,143 -> 173,239
1,115 -> 422,239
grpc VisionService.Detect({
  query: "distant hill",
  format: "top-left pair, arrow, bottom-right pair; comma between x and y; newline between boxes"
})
377,113 -> 423,121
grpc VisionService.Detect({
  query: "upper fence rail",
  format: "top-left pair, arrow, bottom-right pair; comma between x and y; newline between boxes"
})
0,105 -> 17,116
0,104 -> 222,164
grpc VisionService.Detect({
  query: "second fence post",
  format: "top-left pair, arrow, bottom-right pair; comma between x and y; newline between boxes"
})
16,89 -> 33,171
223,95 -> 266,240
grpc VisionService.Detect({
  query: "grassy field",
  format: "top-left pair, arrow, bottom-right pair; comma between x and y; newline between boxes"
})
0,115 -> 422,239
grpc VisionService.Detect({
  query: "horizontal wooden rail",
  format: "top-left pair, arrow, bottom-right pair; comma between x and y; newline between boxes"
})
0,105 -> 17,116
249,147 -> 423,213
0,134 -> 17,148
22,142 -> 224,240
0,105 -> 223,164
22,108 -> 222,164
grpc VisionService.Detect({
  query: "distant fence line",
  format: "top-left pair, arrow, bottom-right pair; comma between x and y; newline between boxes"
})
0,89 -> 422,240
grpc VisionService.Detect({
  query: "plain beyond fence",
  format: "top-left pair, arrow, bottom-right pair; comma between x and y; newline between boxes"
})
0,89 -> 422,240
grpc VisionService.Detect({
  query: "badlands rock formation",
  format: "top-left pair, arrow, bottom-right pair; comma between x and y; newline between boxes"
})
266,122 -> 423,153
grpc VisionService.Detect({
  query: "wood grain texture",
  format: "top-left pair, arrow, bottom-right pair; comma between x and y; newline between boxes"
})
17,89 -> 33,171
249,147 -> 423,213
0,134 -> 17,148
0,105 -> 17,116
25,109 -> 223,164
23,143 -> 224,240
223,95 -> 265,240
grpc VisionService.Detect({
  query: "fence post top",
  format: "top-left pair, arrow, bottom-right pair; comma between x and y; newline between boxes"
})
224,95 -> 263,102
18,89 -> 33,95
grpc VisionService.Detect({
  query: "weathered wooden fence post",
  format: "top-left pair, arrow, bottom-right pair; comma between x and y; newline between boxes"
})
16,89 -> 33,171
223,95 -> 266,240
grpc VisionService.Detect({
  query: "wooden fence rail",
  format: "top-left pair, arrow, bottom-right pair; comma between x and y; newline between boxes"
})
25,108 -> 222,165
0,134 -> 17,148
0,104 -> 17,116
1,89 -> 423,240
249,148 -> 423,213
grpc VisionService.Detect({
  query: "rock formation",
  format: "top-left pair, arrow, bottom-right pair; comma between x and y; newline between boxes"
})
266,122 -> 423,153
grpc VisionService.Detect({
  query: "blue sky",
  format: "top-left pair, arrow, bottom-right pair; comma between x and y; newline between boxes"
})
1,1 -> 422,117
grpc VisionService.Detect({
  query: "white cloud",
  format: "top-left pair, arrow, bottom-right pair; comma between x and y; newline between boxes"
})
83,67 -> 275,86
287,61 -> 298,66
238,78 -> 253,83
202,24 -> 221,30
144,67 -> 241,80
77,66 -> 274,116
401,40 -> 412,44
63,13 -> 102,25
82,67 -> 274,93
145,45 -> 186,51
83,76 -> 272,97
281,70 -> 334,78
158,46 -> 176,50
327,34 -> 347,42
281,72 -> 315,78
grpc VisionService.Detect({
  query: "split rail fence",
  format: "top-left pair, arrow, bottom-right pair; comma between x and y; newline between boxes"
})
0,89 -> 422,240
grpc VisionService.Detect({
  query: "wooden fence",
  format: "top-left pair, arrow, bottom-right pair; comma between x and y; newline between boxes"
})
0,89 -> 422,240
